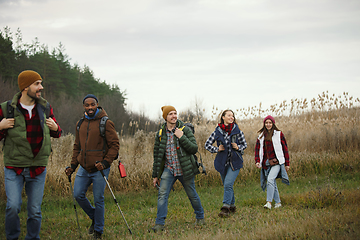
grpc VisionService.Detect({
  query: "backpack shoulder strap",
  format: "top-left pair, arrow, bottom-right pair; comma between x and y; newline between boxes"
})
158,125 -> 186,141
158,124 -> 187,141
99,116 -> 109,138
76,118 -> 84,132
100,116 -> 108,154
45,102 -> 50,119
158,128 -> 163,141
99,116 -> 118,160
6,100 -> 14,119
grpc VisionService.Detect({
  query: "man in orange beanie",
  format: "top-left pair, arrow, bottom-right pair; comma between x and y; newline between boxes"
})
150,105 -> 204,232
0,70 -> 62,240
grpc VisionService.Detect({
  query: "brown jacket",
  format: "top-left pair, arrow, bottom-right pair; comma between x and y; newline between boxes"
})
71,107 -> 120,173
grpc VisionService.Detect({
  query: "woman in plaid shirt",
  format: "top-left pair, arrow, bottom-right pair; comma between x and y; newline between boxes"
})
254,115 -> 290,210
204,110 -> 247,218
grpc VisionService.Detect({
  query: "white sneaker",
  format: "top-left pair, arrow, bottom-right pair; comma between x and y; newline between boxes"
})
274,203 -> 282,209
263,202 -> 271,209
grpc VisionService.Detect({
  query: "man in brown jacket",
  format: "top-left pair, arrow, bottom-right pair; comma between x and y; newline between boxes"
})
65,94 -> 120,239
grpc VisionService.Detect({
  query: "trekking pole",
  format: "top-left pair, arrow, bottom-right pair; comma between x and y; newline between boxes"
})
96,162 -> 132,235
65,167 -> 81,238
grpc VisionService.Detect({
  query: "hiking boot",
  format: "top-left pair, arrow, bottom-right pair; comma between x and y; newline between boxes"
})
93,230 -> 102,239
218,206 -> 230,218
88,219 -> 95,234
229,206 -> 236,213
149,224 -> 165,233
195,218 -> 205,226
264,202 -> 272,209
274,203 -> 282,209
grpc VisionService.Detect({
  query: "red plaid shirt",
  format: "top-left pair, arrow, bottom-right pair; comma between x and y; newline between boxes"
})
0,99 -> 62,177
164,128 -> 183,176
254,131 -> 289,169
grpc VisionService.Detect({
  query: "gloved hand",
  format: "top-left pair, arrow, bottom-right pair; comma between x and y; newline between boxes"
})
65,167 -> 74,176
95,161 -> 105,171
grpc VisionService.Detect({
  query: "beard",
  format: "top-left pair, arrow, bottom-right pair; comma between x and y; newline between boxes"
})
27,88 -> 41,100
86,109 -> 96,117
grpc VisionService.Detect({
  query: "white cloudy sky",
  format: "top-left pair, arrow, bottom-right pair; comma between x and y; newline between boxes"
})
1,0 -> 360,120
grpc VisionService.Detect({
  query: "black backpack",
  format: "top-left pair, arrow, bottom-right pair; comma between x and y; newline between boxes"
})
77,116 -> 119,160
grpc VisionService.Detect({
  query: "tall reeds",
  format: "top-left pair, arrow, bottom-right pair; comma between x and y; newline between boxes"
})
0,92 -> 359,198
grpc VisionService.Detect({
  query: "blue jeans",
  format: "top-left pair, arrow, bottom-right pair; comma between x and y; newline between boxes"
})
73,166 -> 110,234
220,165 -> 240,206
266,164 -> 281,203
155,168 -> 204,225
4,167 -> 47,240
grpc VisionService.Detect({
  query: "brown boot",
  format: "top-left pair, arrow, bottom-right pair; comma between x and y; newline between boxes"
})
229,206 -> 236,214
218,206 -> 230,218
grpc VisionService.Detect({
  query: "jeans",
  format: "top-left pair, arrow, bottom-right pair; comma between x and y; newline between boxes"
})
73,166 -> 110,234
220,165 -> 240,206
155,168 -> 204,225
4,167 -> 47,240
266,164 -> 281,203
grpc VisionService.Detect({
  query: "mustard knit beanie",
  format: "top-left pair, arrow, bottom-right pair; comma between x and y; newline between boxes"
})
18,70 -> 42,91
161,105 -> 176,120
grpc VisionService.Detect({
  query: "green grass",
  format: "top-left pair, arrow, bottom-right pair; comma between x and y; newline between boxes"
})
1,171 -> 359,239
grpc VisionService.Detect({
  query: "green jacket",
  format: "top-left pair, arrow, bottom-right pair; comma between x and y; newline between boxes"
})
152,120 -> 199,181
1,92 -> 52,167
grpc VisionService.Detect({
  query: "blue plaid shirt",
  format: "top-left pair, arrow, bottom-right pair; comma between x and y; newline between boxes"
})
164,128 -> 183,176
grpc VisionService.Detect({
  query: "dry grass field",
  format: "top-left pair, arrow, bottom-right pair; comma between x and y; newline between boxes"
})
0,91 -> 359,197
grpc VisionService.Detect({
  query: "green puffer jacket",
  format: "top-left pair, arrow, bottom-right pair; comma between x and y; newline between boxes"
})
152,120 -> 199,181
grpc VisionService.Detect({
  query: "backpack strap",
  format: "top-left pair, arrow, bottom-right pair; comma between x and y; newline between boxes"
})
159,125 -> 186,141
0,101 -> 12,148
158,128 -> 163,141
100,116 -> 108,155
99,116 -> 108,138
76,117 -> 85,155
6,100 -> 14,119
99,116 -> 118,160
45,102 -> 50,119
76,118 -> 84,132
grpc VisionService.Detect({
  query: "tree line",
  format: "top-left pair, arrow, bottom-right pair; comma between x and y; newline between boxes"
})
0,26 -> 160,135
